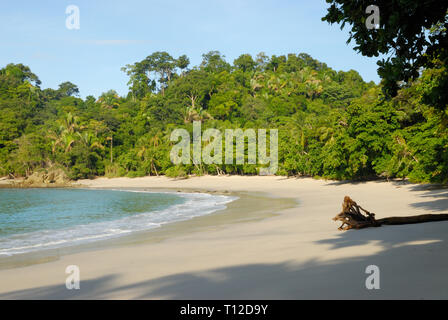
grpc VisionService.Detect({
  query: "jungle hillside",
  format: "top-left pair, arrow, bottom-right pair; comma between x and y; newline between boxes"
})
0,48 -> 446,183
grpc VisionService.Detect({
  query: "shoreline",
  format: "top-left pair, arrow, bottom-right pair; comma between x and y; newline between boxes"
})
0,176 -> 447,299
0,188 -> 295,270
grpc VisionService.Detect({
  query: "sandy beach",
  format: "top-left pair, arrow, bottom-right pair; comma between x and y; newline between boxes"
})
0,176 -> 447,299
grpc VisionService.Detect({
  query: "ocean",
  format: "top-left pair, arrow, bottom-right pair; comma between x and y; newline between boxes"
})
0,188 -> 236,256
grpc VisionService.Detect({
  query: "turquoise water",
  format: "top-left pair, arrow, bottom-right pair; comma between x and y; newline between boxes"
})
0,189 -> 236,256
0,189 -> 184,237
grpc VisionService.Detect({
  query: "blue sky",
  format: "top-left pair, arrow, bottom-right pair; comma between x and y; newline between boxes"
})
0,0 -> 381,98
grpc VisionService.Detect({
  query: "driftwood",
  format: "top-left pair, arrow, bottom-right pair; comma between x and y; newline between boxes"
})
333,196 -> 448,231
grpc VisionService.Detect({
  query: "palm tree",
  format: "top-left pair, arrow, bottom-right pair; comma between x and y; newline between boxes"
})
183,106 -> 212,123
97,90 -> 120,109
106,136 -> 113,163
49,112 -> 81,154
137,135 -> 161,175
77,132 -> 104,151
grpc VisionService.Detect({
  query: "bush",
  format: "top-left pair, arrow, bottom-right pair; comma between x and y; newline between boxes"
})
165,166 -> 188,178
105,163 -> 126,178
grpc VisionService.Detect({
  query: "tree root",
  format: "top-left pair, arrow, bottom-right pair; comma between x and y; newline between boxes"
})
333,196 -> 448,231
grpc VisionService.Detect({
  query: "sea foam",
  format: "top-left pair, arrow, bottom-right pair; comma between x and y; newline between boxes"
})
0,191 -> 237,256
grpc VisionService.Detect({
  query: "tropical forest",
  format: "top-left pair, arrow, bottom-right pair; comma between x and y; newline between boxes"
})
1,1 -> 447,184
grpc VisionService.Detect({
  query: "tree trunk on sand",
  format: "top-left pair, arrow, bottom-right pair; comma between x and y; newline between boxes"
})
333,196 -> 448,231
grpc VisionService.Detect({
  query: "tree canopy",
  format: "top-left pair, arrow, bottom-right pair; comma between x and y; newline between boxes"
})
322,0 -> 448,107
1,48 -> 447,183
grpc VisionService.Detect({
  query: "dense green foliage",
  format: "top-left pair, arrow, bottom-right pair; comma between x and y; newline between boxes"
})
0,50 -> 447,183
323,0 -> 448,106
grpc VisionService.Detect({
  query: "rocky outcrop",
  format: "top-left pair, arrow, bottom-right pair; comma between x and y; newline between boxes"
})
17,168 -> 71,187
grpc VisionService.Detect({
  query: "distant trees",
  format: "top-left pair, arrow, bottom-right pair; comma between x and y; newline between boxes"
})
200,51 -> 231,73
176,54 -> 190,76
122,52 -> 191,98
0,50 -> 446,182
58,82 -> 79,97
0,63 -> 41,87
234,54 -> 256,73
97,90 -> 120,109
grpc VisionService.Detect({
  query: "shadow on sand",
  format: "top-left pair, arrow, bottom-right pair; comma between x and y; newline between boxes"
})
408,186 -> 448,213
2,183 -> 447,300
2,218 -> 448,300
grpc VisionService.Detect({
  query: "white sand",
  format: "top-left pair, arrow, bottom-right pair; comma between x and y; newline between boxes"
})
0,176 -> 447,299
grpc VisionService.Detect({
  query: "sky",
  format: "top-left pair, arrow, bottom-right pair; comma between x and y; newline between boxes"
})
0,0 -> 382,98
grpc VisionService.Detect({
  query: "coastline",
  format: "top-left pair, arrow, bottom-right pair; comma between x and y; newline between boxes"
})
0,176 -> 447,299
0,188 -> 295,269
